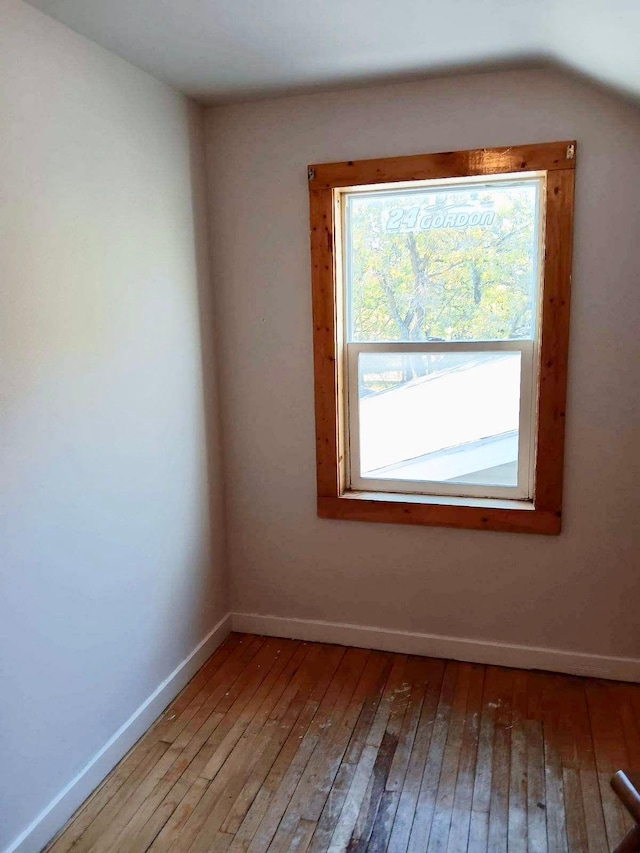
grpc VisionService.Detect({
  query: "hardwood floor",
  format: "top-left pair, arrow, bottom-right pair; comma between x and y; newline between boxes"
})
45,633 -> 640,853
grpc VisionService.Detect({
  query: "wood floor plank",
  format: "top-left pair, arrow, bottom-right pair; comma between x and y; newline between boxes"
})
346,655 -> 419,853
244,646 -> 358,853
629,684 -> 640,738
158,635 -> 262,745
326,654 -> 409,852
45,736 -> 170,853
406,660 -> 459,853
226,648 -> 344,851
289,818 -> 317,853
486,667 -> 515,853
465,663 -> 501,853
225,644 -> 346,851
367,657 -> 435,853
560,677 -> 604,853
303,651 -> 394,824
43,640 -> 249,853
540,672 -> 569,853
221,647 -> 370,853
426,662 -> 474,853
586,681 -> 632,850
221,693 -> 317,837
297,653 -> 392,830
307,653 -> 396,853
116,719 -> 226,853
616,684 -> 640,771
445,665 -> 485,853
118,642 -> 305,853
146,776 -> 211,852
562,767 -> 589,853
506,670 -> 528,853
46,637 -> 640,853
347,656 -> 427,853
95,640 -> 286,853
149,633 -> 244,742
386,660 -> 446,853
199,639 -> 301,780
554,681 -> 596,852
525,717 -> 548,853
150,644 -> 335,853
220,643 -> 320,835
267,647 -> 373,848
349,728 -> 401,851
187,645 -> 348,853
54,742 -> 171,853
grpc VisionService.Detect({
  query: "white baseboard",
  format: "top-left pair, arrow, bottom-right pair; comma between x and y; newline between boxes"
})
231,612 -> 640,683
4,613 -> 232,853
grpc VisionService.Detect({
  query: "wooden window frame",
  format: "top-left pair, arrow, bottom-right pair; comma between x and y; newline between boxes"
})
308,141 -> 576,535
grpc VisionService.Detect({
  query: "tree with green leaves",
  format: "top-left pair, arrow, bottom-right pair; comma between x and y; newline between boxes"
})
348,184 -> 538,350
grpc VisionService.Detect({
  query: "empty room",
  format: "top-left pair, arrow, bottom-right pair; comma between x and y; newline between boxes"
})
2,0 -> 640,851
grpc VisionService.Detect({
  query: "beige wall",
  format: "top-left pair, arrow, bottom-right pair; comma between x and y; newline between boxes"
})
0,1 -> 227,849
206,68 -> 640,660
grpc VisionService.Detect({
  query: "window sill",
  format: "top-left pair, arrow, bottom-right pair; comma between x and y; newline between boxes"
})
317,492 -> 561,534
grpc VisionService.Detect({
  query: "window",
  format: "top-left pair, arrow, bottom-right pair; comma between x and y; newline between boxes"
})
308,142 -> 576,534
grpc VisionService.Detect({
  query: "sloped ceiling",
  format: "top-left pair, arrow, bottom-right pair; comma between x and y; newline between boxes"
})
24,0 -> 640,104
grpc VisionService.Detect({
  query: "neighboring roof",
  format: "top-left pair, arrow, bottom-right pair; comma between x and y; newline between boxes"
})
359,353 -> 520,475
23,0 -> 640,105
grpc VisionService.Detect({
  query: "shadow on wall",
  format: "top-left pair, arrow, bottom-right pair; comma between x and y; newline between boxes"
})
187,101 -> 230,619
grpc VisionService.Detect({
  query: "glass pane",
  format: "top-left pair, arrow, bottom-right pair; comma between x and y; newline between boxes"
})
346,179 -> 541,343
357,351 -> 521,487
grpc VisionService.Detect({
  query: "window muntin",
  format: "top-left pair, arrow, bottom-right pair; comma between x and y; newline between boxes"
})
341,174 -> 544,500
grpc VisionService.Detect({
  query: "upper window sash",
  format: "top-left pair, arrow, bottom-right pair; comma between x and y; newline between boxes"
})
340,172 -> 546,348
